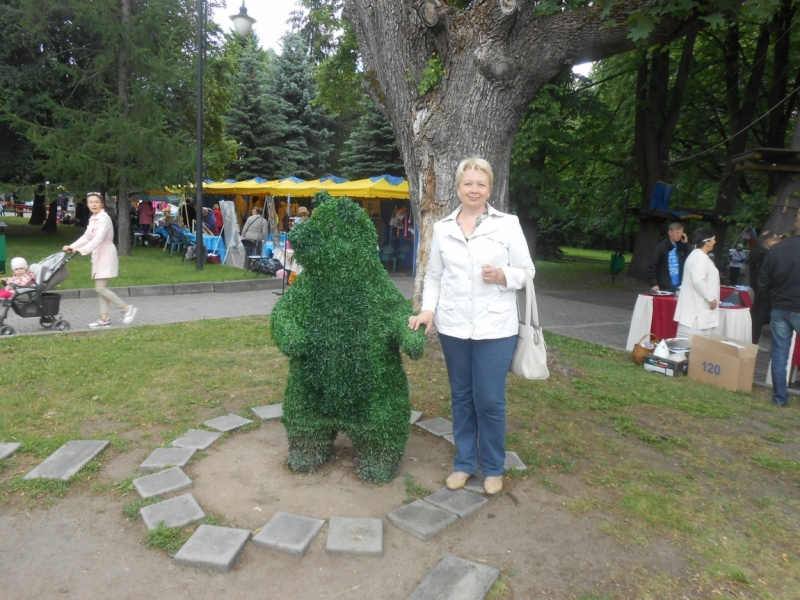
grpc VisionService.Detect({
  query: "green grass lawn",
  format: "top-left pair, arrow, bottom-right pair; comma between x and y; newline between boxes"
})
561,247 -> 633,263
1,318 -> 798,598
1,218 -> 254,289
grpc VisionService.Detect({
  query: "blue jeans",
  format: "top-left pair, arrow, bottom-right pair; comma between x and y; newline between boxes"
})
769,309 -> 800,406
438,333 -> 517,477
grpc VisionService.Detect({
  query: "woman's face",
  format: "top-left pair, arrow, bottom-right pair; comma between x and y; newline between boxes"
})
456,168 -> 491,212
87,196 -> 103,213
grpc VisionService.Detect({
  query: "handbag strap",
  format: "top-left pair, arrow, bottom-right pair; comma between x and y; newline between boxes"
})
518,272 -> 540,328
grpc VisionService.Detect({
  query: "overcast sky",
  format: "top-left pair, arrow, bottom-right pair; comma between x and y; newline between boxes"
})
211,0 -> 298,54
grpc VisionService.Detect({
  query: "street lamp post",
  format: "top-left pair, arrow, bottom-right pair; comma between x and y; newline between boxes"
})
195,0 -> 255,270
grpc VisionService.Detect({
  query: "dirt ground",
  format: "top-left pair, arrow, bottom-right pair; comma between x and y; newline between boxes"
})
0,420 -> 691,600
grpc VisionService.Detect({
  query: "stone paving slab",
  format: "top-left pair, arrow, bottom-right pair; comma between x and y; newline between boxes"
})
504,451 -> 526,470
407,554 -> 500,600
171,429 -> 221,451
23,440 -> 109,481
325,516 -> 383,557
251,404 -> 283,421
443,434 -> 455,446
415,418 -> 453,437
423,488 -> 488,520
139,447 -> 196,473
133,467 -> 193,499
409,411 -> 423,425
140,493 -> 205,530
252,511 -> 325,557
203,414 -> 253,432
464,473 -> 485,495
173,525 -> 251,573
0,442 -> 21,460
387,499 -> 458,542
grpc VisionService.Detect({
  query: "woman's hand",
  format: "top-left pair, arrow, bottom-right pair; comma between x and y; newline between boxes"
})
482,264 -> 506,285
709,299 -> 718,310
62,245 -> 72,252
408,310 -> 433,331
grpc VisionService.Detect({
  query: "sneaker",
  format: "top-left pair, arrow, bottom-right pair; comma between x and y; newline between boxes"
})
122,306 -> 138,325
88,319 -> 111,329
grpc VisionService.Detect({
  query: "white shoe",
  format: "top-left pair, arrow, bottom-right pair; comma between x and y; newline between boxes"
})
88,319 -> 110,329
122,306 -> 137,325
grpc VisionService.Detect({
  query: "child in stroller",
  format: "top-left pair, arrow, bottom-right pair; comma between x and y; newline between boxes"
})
0,252 -> 74,336
0,257 -> 35,299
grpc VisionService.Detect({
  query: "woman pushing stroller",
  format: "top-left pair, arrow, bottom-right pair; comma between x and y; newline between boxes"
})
63,192 -> 137,329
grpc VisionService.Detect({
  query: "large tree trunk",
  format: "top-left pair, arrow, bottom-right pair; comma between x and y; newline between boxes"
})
42,199 -> 58,234
28,185 -> 46,225
344,0 -> 699,305
116,0 -> 132,256
762,117 -> 800,235
628,33 -> 696,279
713,23 -> 771,246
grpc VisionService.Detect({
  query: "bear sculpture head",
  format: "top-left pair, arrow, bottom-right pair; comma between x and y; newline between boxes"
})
288,192 -> 377,277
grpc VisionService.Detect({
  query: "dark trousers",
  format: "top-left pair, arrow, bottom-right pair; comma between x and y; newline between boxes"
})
729,267 -> 741,286
751,295 -> 772,344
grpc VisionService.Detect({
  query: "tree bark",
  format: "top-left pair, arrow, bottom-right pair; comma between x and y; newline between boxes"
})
42,200 -> 58,234
28,185 -> 46,225
344,0 -> 701,302
713,23 -> 771,246
628,32 -> 696,279
117,0 -> 132,256
762,117 -> 800,235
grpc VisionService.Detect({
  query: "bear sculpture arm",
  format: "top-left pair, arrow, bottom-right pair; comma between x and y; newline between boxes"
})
400,322 -> 426,360
270,282 -> 309,357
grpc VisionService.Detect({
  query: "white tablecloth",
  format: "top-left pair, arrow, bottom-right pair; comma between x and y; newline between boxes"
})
626,294 -> 752,351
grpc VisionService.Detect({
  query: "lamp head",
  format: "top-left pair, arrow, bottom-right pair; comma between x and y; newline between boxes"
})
230,2 -> 256,37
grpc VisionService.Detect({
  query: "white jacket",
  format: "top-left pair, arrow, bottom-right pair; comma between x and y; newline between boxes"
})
421,204 -> 535,340
673,249 -> 720,329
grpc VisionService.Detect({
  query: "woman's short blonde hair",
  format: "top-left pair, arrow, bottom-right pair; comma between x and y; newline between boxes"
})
455,157 -> 494,189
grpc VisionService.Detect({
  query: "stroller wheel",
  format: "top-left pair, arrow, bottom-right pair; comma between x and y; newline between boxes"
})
0,326 -> 15,336
40,315 -> 57,328
54,320 -> 70,332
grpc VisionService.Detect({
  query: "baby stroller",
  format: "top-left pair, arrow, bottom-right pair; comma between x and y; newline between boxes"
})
0,251 -> 75,336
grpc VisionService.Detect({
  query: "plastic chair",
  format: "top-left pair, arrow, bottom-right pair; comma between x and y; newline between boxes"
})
394,245 -> 411,271
165,225 -> 185,258
180,230 -> 195,263
379,245 -> 395,271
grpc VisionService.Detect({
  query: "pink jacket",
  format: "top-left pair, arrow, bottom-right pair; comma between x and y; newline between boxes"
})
137,201 -> 155,225
70,210 -> 119,279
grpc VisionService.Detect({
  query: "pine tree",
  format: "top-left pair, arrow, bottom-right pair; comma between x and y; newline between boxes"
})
339,97 -> 405,180
269,33 -> 334,179
225,44 -> 294,180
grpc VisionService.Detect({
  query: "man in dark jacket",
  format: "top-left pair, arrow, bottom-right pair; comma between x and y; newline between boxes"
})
758,217 -> 800,407
648,222 -> 690,292
750,231 -> 785,343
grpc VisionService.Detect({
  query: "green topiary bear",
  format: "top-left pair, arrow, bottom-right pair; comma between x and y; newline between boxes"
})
271,192 -> 426,483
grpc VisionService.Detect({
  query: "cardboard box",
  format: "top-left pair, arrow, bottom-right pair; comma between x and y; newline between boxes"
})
687,334 -> 759,392
643,354 -> 688,377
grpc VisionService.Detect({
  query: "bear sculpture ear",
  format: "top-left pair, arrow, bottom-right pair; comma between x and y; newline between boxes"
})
314,191 -> 333,206
336,198 -> 362,223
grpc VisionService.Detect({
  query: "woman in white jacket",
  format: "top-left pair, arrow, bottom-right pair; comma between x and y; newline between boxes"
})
409,158 -> 535,495
673,228 -> 719,341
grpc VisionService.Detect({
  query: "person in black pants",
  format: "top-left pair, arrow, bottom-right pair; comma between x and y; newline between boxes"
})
750,231 -> 786,344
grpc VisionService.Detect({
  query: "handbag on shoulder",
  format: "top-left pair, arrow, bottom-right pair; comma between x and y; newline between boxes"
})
510,272 -> 549,380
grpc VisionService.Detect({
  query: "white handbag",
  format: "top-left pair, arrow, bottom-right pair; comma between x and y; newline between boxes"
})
510,272 -> 549,380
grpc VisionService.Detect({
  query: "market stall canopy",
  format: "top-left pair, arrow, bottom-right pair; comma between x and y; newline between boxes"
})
327,175 -> 409,199
268,175 -> 349,198
203,174 -> 408,199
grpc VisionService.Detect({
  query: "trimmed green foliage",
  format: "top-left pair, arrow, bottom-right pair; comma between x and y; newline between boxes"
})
272,193 -> 426,483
